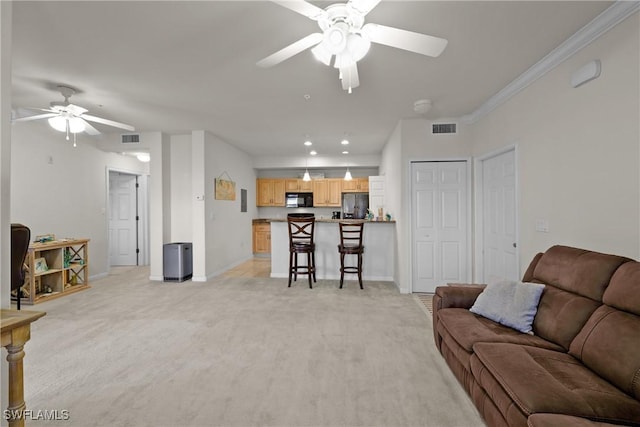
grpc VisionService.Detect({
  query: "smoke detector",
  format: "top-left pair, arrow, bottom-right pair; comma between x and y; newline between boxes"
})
413,99 -> 432,115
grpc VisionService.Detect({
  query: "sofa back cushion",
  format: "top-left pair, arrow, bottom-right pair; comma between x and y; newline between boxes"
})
569,262 -> 640,399
528,246 -> 631,350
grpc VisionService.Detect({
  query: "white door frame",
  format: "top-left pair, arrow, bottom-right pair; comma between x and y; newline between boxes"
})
106,167 -> 150,269
474,145 -> 520,283
407,157 -> 473,293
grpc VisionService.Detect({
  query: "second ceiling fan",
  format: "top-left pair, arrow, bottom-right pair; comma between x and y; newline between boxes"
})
257,0 -> 448,92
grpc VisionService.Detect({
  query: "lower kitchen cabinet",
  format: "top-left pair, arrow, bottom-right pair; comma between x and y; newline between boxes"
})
252,223 -> 271,254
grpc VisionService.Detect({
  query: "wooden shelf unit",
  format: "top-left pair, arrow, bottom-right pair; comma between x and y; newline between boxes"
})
16,239 -> 90,305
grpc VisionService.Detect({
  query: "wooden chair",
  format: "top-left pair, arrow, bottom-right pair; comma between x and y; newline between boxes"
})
287,217 -> 316,288
338,222 -> 364,289
11,224 -> 31,310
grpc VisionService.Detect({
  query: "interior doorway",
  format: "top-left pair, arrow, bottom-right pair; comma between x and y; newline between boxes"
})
108,170 -> 149,267
410,160 -> 471,293
475,147 -> 519,283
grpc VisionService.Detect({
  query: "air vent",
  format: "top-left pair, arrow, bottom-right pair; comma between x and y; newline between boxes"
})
121,134 -> 140,144
432,123 -> 457,135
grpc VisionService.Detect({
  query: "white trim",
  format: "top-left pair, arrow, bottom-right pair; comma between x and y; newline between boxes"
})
474,145 -> 520,283
462,1 -> 640,125
407,157 -> 473,293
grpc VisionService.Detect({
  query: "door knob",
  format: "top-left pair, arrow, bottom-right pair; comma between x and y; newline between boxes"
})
513,243 -> 517,248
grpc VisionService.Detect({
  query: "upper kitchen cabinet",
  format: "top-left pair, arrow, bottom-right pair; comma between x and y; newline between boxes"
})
256,179 -> 285,207
285,179 -> 313,192
342,177 -> 369,193
313,179 -> 342,207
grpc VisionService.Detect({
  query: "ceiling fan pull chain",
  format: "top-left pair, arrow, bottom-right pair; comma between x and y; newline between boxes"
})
65,120 -> 70,141
73,132 -> 77,147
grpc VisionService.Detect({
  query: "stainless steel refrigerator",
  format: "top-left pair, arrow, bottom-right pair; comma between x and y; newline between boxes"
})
342,193 -> 369,219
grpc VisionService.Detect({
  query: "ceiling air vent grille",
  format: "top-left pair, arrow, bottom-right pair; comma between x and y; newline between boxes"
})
121,134 -> 140,144
432,123 -> 457,135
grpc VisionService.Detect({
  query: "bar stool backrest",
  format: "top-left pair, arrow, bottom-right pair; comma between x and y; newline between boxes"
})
288,217 -> 315,248
339,222 -> 364,249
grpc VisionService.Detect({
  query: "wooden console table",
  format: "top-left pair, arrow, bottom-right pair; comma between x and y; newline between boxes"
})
1,309 -> 46,427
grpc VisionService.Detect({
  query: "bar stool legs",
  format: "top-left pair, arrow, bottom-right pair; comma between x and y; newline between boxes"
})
287,217 -> 316,289
287,250 -> 314,289
338,222 -> 365,289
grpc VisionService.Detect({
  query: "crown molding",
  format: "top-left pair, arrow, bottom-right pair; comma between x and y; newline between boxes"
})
461,1 -> 640,125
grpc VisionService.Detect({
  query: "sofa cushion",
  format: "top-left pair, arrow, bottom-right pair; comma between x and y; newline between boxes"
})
533,286 -> 601,350
569,263 -> 640,400
470,280 -> 545,333
472,342 -> 640,425
530,245 -> 631,300
526,246 -> 630,350
438,308 -> 564,353
602,261 -> 640,315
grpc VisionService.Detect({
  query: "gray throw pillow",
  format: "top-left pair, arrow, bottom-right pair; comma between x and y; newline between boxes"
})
469,280 -> 545,334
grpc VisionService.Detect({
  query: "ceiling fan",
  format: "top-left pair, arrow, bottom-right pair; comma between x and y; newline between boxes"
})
13,85 -> 135,144
257,0 -> 448,93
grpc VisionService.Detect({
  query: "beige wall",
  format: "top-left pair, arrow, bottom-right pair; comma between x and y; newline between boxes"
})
471,12 -> 640,267
10,125 -> 149,278
380,11 -> 639,291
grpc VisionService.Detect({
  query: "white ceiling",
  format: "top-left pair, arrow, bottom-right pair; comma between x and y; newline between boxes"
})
10,1 -> 612,158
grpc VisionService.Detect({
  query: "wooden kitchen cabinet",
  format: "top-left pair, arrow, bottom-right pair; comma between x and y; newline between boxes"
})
313,179 -> 342,207
342,177 -> 369,192
252,223 -> 271,254
256,179 -> 285,206
285,179 -> 313,192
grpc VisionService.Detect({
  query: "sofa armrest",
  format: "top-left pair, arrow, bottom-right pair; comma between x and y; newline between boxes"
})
434,284 -> 485,310
432,284 -> 485,352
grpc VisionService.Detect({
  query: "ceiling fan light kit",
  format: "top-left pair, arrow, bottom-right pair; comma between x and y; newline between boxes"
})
13,85 -> 135,144
258,0 -> 448,93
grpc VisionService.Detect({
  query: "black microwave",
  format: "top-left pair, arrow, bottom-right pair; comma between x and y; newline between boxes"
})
286,192 -> 313,208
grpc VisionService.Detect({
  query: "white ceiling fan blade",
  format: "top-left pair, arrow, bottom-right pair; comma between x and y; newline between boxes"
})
79,118 -> 100,135
270,0 -> 326,20
82,114 -> 135,132
13,112 -> 58,122
348,0 -> 382,16
340,63 -> 360,92
257,33 -> 323,68
362,23 -> 448,57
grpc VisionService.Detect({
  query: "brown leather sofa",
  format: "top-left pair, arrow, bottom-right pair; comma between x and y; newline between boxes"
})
432,245 -> 640,427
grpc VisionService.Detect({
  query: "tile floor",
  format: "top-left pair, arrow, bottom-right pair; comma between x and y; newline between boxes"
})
222,257 -> 271,278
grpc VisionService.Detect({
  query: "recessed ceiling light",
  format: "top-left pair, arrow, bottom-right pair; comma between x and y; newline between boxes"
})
342,151 -> 349,154
304,140 -> 312,146
304,94 -> 311,100
310,150 -> 317,156
341,139 -> 349,145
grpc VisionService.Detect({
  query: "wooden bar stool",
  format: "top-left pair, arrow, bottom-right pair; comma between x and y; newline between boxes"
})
287,216 -> 316,288
338,222 -> 364,289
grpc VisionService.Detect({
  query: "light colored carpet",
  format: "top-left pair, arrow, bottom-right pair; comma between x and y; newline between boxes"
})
23,267 -> 484,427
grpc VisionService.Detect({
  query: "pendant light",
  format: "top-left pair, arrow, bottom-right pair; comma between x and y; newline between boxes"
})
303,148 -> 311,181
344,167 -> 353,181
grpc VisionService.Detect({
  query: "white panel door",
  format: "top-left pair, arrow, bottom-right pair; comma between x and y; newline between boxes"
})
482,149 -> 518,283
412,161 -> 468,292
109,172 -> 138,266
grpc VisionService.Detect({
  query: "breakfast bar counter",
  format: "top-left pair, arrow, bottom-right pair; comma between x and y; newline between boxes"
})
267,219 -> 396,282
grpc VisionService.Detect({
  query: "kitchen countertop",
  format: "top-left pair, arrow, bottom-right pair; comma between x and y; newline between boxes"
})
254,218 -> 395,224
